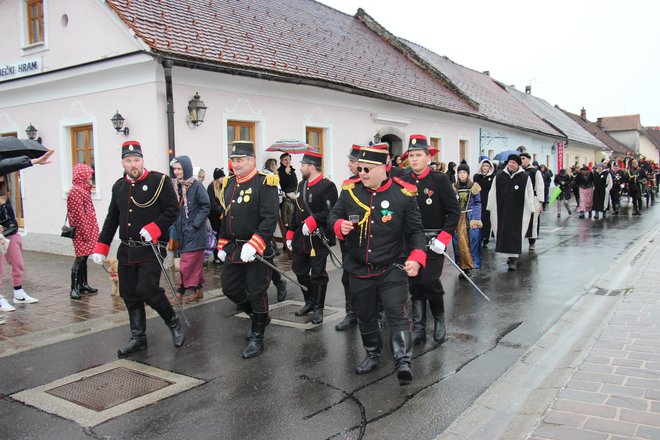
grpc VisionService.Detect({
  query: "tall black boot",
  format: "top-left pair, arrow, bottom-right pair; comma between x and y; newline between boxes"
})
243,313 -> 268,359
428,298 -> 447,344
411,300 -> 427,345
118,308 -> 148,357
355,330 -> 382,374
275,279 -> 287,302
79,258 -> 98,293
391,330 -> 413,386
312,283 -> 327,325
335,290 -> 357,331
70,258 -> 82,300
153,301 -> 186,348
294,281 -> 314,316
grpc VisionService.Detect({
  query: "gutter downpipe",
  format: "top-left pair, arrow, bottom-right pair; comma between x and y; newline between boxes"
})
162,58 -> 176,164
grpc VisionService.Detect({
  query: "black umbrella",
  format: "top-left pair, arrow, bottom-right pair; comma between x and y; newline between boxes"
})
0,137 -> 49,159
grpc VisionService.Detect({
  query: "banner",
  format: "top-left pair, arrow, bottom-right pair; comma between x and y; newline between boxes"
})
556,142 -> 565,173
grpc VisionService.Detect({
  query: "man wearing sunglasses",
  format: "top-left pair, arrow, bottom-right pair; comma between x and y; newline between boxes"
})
329,147 -> 426,386
401,135 -> 460,346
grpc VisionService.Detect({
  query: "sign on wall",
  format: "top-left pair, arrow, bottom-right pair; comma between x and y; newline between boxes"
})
557,142 -> 564,172
0,57 -> 43,82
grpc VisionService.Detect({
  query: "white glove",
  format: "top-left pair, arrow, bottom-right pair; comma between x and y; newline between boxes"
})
91,253 -> 105,264
240,243 -> 257,262
429,238 -> 446,255
286,240 -> 293,251
302,223 -> 311,236
139,228 -> 153,243
217,250 -> 226,262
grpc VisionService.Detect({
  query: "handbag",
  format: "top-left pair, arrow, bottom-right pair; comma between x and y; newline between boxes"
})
61,213 -> 76,239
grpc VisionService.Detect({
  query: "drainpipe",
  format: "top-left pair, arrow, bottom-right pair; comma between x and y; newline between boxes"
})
162,59 -> 176,164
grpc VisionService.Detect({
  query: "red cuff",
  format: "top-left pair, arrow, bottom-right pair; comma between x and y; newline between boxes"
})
407,249 -> 427,268
92,242 -> 110,256
286,230 -> 294,241
303,216 -> 317,232
217,238 -> 229,250
248,234 -> 267,255
334,219 -> 345,241
436,231 -> 452,247
143,222 -> 161,243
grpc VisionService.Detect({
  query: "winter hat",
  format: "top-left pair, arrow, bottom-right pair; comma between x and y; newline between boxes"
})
507,154 -> 522,165
213,168 -> 225,180
595,162 -> 605,168
519,152 -> 531,160
457,160 -> 470,174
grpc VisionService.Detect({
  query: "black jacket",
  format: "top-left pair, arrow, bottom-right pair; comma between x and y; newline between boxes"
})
277,165 -> 298,194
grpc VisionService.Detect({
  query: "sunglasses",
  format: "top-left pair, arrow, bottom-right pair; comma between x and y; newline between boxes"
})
357,166 -> 376,174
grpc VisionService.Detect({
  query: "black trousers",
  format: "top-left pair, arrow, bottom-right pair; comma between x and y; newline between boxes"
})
610,190 -> 621,211
631,188 -> 643,212
350,268 -> 409,334
221,260 -> 272,313
118,258 -> 174,320
292,251 -> 329,291
408,253 -> 445,313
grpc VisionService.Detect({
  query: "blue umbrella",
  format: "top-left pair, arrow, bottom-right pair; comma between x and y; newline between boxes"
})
492,150 -> 521,162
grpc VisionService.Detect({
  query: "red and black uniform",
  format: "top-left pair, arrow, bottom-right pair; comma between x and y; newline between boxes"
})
94,169 -> 178,311
401,166 -> 460,344
217,168 -> 280,314
286,174 -> 338,318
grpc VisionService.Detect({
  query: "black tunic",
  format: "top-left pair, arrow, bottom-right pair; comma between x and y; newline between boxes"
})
488,168 -> 534,255
96,169 -> 179,265
287,174 -> 338,253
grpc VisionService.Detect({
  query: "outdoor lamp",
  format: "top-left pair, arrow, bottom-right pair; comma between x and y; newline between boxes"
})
111,110 -> 129,136
187,92 -> 207,128
25,123 -> 42,144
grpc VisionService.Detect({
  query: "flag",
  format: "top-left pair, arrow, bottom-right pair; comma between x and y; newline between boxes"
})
548,186 -> 562,206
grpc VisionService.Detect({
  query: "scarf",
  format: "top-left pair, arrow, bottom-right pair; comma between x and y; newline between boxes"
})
173,177 -> 196,218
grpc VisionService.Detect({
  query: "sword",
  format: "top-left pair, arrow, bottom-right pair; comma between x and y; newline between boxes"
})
253,253 -> 308,292
149,242 -> 191,327
441,250 -> 490,302
312,229 -> 343,269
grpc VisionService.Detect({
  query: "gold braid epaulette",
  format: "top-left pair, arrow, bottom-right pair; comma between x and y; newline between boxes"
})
393,177 -> 418,197
219,176 -> 233,213
260,172 -> 279,187
342,182 -> 355,190
130,174 -> 166,208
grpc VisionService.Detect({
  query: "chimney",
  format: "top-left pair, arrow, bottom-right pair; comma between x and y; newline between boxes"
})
596,117 -> 603,129
580,107 -> 587,121
525,85 -> 531,94
482,70 -> 490,76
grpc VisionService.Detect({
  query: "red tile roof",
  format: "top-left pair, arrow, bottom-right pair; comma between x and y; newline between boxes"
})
560,108 -> 634,156
596,115 -> 641,132
105,0 -> 478,115
645,128 -> 660,149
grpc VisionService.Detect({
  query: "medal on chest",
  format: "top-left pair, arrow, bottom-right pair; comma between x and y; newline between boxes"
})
423,187 -> 433,204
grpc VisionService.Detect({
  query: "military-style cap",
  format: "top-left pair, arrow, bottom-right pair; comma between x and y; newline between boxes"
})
357,147 -> 389,165
230,141 -> 255,158
347,144 -> 362,160
121,140 -> 143,158
407,134 -> 429,151
519,152 -> 531,160
301,151 -> 323,168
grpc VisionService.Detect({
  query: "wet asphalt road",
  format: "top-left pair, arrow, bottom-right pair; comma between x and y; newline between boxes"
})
0,203 -> 658,440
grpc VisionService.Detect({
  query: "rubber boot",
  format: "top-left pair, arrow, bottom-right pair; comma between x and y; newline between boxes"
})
335,290 -> 357,331
243,313 -> 268,359
70,258 -> 82,300
411,300 -> 427,345
275,279 -> 287,302
355,330 -> 382,374
79,259 -> 98,293
118,308 -> 148,357
391,330 -> 413,386
294,281 -> 314,316
428,298 -> 447,344
312,284 -> 327,325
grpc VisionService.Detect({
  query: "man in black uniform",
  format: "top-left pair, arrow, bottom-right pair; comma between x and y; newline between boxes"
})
329,147 -> 427,386
217,141 -> 280,358
610,162 -> 626,215
285,151 -> 338,323
401,135 -> 460,345
335,144 -> 361,331
91,140 -> 184,356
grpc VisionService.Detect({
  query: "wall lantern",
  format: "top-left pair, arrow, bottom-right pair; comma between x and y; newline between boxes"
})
111,110 -> 129,136
186,92 -> 207,128
25,122 -> 42,143
551,145 -> 557,154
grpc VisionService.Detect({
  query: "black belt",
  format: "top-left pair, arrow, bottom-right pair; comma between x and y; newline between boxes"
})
121,239 -> 167,249
366,257 -> 402,271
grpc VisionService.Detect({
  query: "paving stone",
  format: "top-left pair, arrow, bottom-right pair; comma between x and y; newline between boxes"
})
552,399 -> 617,418
572,371 -> 625,385
543,410 -> 586,428
533,425 -> 608,440
605,395 -> 649,411
620,408 -> 660,427
557,389 -> 608,404
601,383 -> 646,398
583,417 -> 637,436
637,425 -> 660,440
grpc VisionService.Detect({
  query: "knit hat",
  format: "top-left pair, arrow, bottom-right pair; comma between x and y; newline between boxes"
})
457,161 -> 470,174
507,154 -> 522,165
213,167 -> 225,180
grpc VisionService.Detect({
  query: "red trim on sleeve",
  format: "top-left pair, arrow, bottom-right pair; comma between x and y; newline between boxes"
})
248,234 -> 267,255
143,222 -> 161,243
303,216 -> 317,232
285,230 -> 294,241
92,242 -> 110,256
334,219 -> 345,241
407,249 -> 427,268
217,238 -> 229,250
437,231 -> 452,247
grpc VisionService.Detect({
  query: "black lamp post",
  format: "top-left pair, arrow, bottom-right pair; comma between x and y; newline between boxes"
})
25,122 -> 42,143
111,110 -> 129,136
187,92 -> 207,127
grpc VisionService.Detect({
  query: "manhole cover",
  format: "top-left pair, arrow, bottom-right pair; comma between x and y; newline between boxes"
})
45,367 -> 173,412
268,303 -> 338,324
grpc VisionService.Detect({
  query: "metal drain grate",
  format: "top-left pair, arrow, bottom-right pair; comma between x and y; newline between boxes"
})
45,367 -> 173,412
268,303 -> 338,324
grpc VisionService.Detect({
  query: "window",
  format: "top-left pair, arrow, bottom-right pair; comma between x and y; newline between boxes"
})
430,137 -> 440,163
488,149 -> 495,160
26,0 -> 45,45
227,120 -> 255,159
71,125 -> 95,186
546,155 -> 551,168
306,126 -> 324,173
1,133 -> 24,227
459,140 -> 468,162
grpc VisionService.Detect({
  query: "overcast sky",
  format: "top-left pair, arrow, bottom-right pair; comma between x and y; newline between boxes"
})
318,0 -> 660,126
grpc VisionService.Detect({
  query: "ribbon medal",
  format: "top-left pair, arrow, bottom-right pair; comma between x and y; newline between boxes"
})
380,209 -> 393,223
